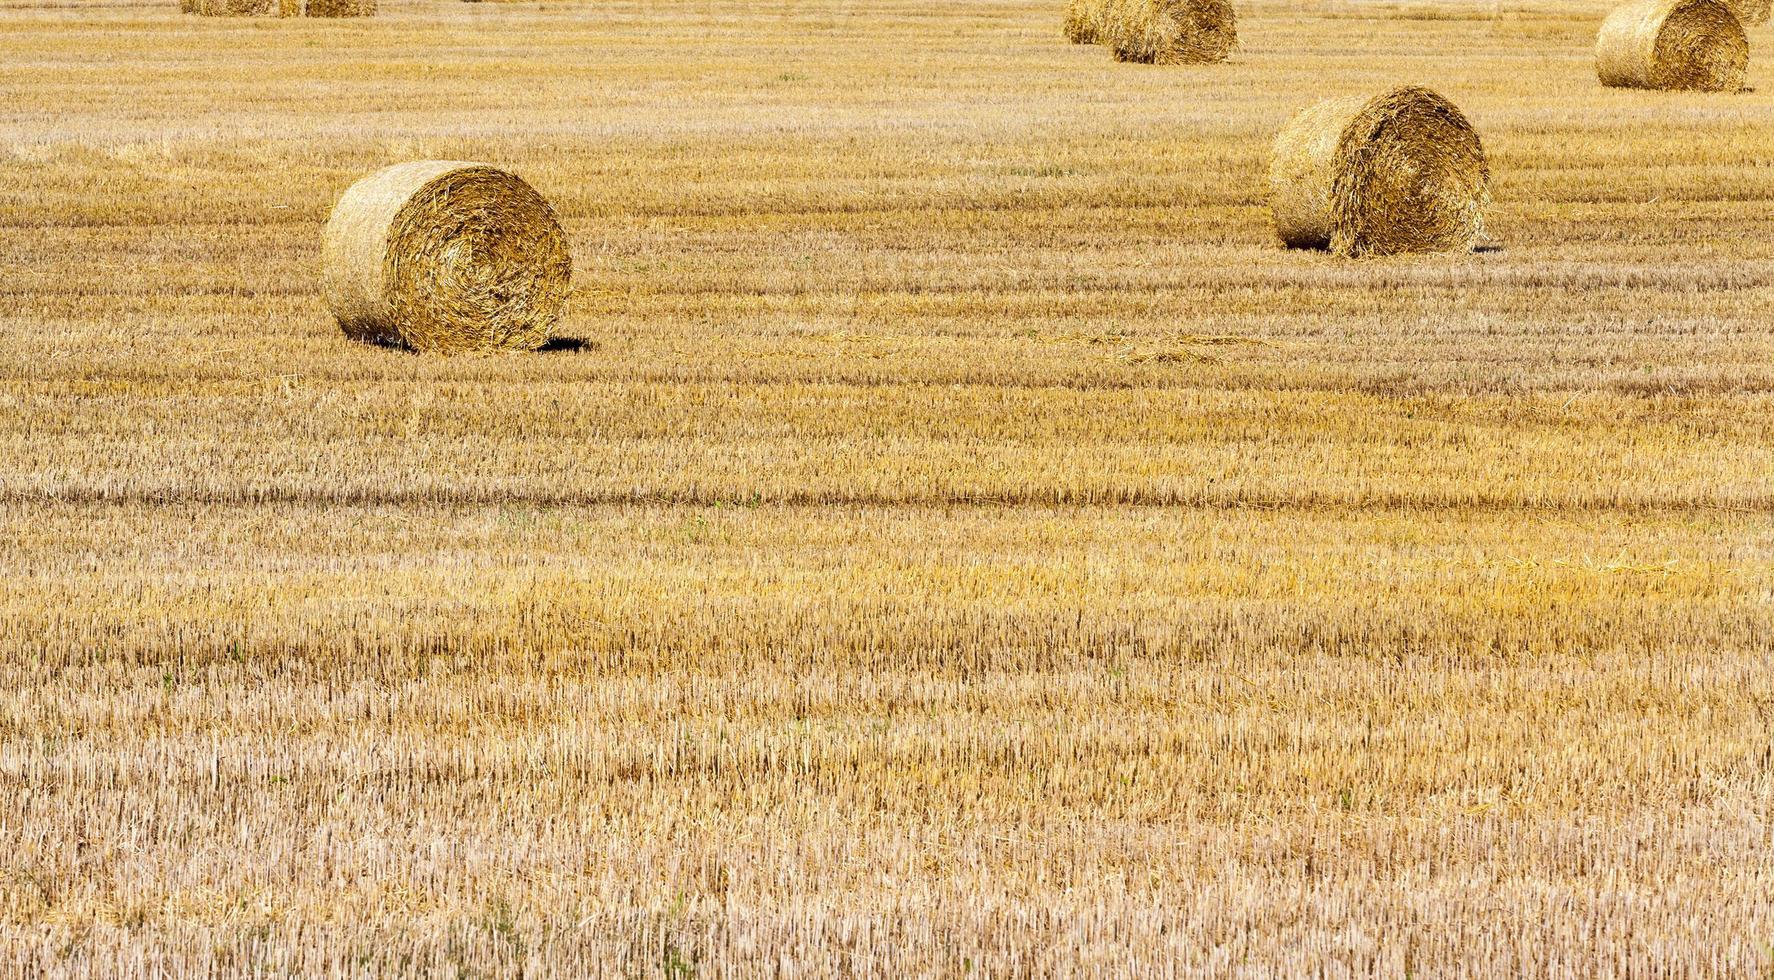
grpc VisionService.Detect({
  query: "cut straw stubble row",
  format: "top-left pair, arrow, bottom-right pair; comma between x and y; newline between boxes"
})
327,0 -> 1755,357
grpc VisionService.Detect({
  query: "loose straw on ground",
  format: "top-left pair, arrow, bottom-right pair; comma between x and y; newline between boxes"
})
1596,0 -> 1748,91
1269,86 -> 1489,257
322,161 -> 572,354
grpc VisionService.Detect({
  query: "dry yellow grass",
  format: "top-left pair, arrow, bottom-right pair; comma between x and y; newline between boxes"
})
1,0 -> 1773,974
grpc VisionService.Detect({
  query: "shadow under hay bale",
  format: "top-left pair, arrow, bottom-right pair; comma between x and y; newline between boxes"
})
1597,0 -> 1748,91
1269,86 -> 1489,258
322,161 -> 573,355
1104,0 -> 1236,64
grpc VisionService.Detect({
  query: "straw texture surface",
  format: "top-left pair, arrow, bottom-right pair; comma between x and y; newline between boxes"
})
322,161 -> 572,354
1596,0 -> 1748,91
1104,0 -> 1236,65
1270,86 -> 1489,257
1064,0 -> 1109,43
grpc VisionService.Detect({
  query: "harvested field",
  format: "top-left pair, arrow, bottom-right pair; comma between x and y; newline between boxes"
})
0,0 -> 1771,974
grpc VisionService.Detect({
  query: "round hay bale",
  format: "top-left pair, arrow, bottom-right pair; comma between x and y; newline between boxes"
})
1596,0 -> 1748,92
1104,0 -> 1236,65
1269,86 -> 1489,257
185,0 -> 373,15
304,0 -> 376,17
1063,0 -> 1108,43
185,0 -> 273,14
322,161 -> 572,354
